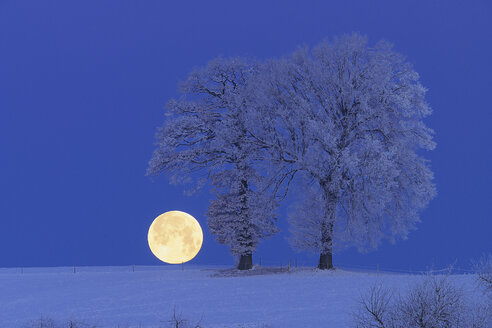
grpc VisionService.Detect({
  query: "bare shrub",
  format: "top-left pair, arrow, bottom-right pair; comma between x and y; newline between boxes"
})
474,253 -> 492,293
23,317 -> 56,328
354,274 -> 490,328
23,317 -> 97,328
162,307 -> 202,328
396,274 -> 466,328
23,314 -> 272,328
354,283 -> 394,328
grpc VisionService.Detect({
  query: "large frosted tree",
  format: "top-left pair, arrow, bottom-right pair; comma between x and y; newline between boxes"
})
249,34 -> 436,269
147,58 -> 277,270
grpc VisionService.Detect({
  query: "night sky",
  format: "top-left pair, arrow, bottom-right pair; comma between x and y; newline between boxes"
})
1,0 -> 491,271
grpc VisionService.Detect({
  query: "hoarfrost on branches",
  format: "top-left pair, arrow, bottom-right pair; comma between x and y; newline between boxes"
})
148,58 -> 278,269
250,34 -> 436,268
149,34 -> 436,270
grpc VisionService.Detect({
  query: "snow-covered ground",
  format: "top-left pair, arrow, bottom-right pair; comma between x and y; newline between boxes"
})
0,265 -> 480,327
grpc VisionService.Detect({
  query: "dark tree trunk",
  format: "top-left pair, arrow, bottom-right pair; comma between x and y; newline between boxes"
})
318,219 -> 334,270
318,252 -> 333,270
236,176 -> 254,271
318,183 -> 336,270
238,253 -> 253,270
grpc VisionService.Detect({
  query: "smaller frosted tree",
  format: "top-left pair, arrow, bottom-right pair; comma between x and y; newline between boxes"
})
207,169 -> 277,269
148,57 -> 277,270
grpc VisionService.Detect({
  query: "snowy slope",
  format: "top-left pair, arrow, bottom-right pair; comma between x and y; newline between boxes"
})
0,265 -> 480,327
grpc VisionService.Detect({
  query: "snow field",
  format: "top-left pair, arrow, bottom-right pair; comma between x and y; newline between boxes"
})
0,266 -> 480,327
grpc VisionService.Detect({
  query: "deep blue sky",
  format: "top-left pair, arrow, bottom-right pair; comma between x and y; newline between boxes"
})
1,1 -> 491,271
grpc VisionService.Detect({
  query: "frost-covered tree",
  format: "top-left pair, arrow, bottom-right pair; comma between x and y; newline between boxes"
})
250,34 -> 436,269
148,58 -> 277,270
207,169 -> 277,269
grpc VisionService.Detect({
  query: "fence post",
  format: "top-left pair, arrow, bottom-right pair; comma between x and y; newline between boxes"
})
259,256 -> 261,266
132,264 -> 135,272
295,258 -> 298,268
73,265 -> 76,274
181,261 -> 184,271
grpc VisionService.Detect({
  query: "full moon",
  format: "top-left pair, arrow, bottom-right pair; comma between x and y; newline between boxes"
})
147,211 -> 203,264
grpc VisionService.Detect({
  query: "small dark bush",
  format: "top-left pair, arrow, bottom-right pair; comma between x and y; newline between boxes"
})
161,307 -> 202,328
23,317 -> 97,328
354,273 -> 490,328
474,253 -> 492,294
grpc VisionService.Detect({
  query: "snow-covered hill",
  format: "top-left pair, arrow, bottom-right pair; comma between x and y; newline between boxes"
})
0,265 -> 480,327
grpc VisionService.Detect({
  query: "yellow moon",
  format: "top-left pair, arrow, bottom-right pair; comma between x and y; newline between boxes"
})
147,211 -> 203,264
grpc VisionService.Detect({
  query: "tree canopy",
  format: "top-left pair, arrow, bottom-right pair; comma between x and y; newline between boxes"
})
148,34 -> 436,270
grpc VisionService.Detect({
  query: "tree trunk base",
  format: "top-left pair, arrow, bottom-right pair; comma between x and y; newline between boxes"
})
238,253 -> 253,270
318,252 -> 333,270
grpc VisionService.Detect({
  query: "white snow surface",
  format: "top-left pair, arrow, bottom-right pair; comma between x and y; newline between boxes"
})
0,265 -> 480,327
